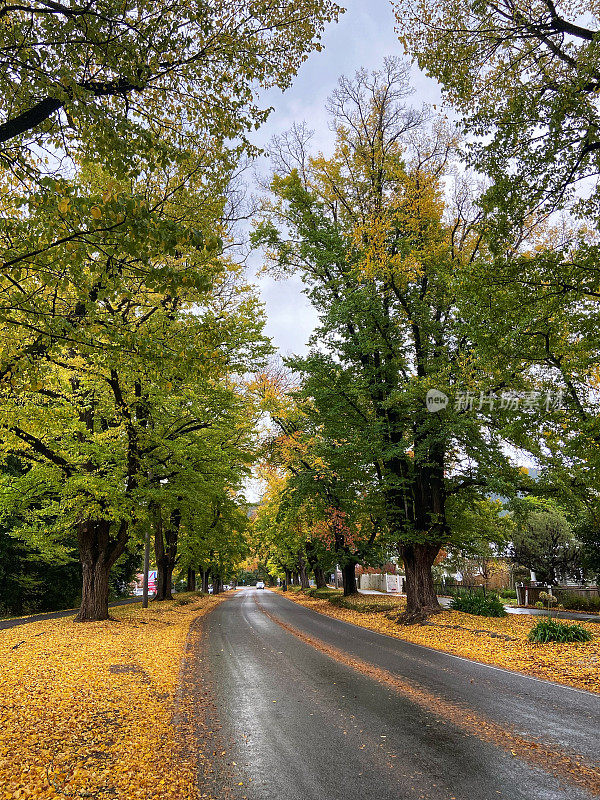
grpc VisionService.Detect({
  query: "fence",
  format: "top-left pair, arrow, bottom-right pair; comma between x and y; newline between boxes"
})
554,586 -> 600,599
358,573 -> 404,593
515,584 -> 600,607
434,583 -> 489,598
516,584 -> 550,606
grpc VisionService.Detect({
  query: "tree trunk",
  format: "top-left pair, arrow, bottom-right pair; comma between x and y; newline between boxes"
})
400,543 -> 441,622
75,520 -> 127,622
213,575 -> 222,595
156,560 -> 174,601
202,569 -> 209,593
314,566 -> 327,589
77,555 -> 110,622
298,553 -> 309,589
154,507 -> 180,601
187,567 -> 196,592
342,561 -> 358,596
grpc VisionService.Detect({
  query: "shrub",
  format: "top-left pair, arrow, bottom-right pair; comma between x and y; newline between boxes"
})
557,592 -> 600,613
534,601 -> 544,609
528,619 -> 593,643
499,588 -> 517,599
450,593 -> 507,617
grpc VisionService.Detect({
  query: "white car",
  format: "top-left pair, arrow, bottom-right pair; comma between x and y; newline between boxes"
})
256,581 -> 265,589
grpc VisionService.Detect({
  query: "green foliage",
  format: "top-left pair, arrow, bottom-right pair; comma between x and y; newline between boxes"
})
446,497 -> 513,554
450,593 -> 507,617
0,0 -> 342,395
509,499 -> 582,585
253,60 -> 534,614
394,0 -> 600,225
109,547 -> 142,600
0,457 -> 83,615
499,589 -> 517,600
528,620 -> 592,644
556,593 -> 600,613
395,2 -> 600,567
2,0 -> 341,183
237,570 -> 260,586
0,527 -> 82,617
173,595 -> 195,607
0,0 -> 343,619
576,509 -> 600,584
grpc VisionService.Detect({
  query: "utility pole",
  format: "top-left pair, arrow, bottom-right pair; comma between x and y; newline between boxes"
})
142,526 -> 151,609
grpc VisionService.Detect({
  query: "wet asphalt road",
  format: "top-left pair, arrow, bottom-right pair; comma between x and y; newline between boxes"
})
204,588 -> 600,800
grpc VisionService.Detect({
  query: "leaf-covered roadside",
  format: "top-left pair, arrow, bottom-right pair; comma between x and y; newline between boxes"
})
275,590 -> 600,694
0,595 -> 221,800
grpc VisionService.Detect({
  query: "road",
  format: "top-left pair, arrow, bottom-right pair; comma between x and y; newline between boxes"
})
201,588 -> 600,800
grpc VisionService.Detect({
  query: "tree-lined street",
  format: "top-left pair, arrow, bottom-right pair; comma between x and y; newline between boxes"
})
1,0 -> 600,797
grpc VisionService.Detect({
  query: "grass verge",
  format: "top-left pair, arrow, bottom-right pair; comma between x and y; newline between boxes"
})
274,589 -> 600,694
0,593 -> 221,799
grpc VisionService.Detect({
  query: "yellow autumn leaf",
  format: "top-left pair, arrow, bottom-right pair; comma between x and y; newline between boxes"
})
90,205 -> 102,220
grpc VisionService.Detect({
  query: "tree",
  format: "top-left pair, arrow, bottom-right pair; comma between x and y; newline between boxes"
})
148,384 -> 260,601
455,225 -> 600,584
443,496 -> 514,588
0,250 -> 267,619
395,0 -> 600,512
253,60 -> 530,619
509,499 -> 582,585
394,0 -> 600,227
0,0 -> 342,622
0,456 -> 83,615
1,0 -> 340,177
0,0 -> 341,383
576,508 -> 600,584
253,368 -> 387,595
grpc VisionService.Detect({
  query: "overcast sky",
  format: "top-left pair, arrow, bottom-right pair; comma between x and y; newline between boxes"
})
247,0 -> 444,358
